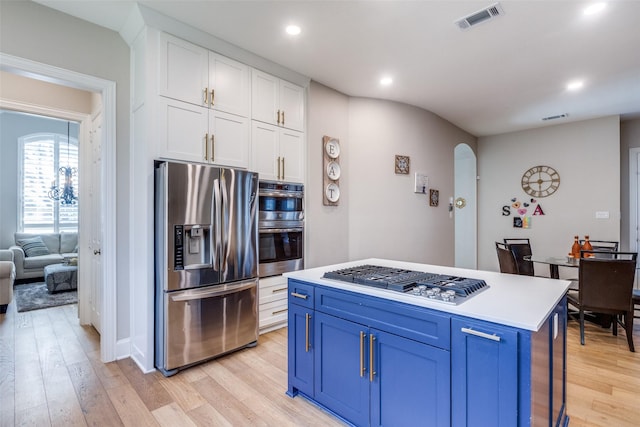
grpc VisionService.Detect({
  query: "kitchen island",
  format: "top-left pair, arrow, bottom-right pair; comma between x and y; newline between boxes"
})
284,258 -> 571,427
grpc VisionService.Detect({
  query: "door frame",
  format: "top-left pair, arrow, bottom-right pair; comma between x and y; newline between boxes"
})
0,52 -> 117,363
629,147 -> 640,253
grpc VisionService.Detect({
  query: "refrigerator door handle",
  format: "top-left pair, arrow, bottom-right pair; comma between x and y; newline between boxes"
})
170,280 -> 256,302
213,177 -> 222,272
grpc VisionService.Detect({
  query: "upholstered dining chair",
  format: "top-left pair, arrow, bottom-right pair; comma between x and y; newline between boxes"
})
503,238 -> 535,276
566,250 -> 637,352
496,242 -> 518,274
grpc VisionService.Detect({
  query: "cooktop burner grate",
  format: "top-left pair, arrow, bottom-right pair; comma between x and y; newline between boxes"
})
322,264 -> 488,305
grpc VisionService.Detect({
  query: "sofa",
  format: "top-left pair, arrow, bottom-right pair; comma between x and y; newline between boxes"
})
9,232 -> 78,280
0,249 -> 15,313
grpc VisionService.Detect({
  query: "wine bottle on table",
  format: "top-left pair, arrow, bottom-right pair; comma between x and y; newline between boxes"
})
571,235 -> 581,258
582,235 -> 593,257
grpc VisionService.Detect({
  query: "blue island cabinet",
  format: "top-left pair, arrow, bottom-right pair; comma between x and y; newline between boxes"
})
287,278 -> 568,427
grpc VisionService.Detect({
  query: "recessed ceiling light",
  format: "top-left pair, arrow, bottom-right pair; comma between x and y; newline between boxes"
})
583,2 -> 606,15
286,25 -> 301,36
567,80 -> 584,91
380,76 -> 393,86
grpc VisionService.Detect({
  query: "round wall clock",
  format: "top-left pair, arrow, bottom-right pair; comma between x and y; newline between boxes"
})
521,165 -> 560,198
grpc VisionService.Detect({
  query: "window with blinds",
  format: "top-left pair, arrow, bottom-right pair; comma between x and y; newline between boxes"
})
20,132 -> 79,233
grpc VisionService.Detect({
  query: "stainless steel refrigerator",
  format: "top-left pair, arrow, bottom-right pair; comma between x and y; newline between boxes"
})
155,161 -> 259,376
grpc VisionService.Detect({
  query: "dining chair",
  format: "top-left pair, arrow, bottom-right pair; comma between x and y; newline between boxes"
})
503,238 -> 534,276
579,240 -> 618,258
633,289 -> 640,320
496,242 -> 518,274
566,250 -> 637,352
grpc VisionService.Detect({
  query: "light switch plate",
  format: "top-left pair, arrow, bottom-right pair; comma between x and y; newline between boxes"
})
595,211 -> 609,219
414,173 -> 428,193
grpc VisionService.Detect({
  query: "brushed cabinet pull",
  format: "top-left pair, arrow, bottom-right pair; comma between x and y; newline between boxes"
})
277,156 -> 281,180
277,109 -> 281,124
272,308 -> 288,315
203,88 -> 209,105
290,292 -> 308,300
461,327 -> 501,342
360,331 -> 366,377
204,133 -> 208,160
272,287 -> 287,293
369,334 -> 376,382
281,157 -> 285,180
210,89 -> 215,107
305,313 -> 311,352
211,134 -> 215,162
282,110 -> 285,126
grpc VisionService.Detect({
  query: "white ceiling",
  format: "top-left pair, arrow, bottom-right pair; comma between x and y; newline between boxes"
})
33,0 -> 640,136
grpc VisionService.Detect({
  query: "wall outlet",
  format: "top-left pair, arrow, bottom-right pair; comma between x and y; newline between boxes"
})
414,173 -> 428,193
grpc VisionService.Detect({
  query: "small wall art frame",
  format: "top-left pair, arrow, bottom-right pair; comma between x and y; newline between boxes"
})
323,136 -> 341,206
395,155 -> 410,174
429,189 -> 439,207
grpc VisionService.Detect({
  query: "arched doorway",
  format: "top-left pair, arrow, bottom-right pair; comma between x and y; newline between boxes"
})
454,143 -> 477,269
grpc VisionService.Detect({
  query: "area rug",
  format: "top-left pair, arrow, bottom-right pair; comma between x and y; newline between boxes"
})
13,282 -> 77,312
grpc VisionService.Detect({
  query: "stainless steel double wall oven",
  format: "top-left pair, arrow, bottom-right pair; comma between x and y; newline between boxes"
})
258,180 -> 304,278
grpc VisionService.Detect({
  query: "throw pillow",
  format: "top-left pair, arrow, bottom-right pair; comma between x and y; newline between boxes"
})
17,236 -> 50,257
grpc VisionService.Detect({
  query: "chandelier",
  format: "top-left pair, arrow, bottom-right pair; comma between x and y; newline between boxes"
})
48,121 -> 78,205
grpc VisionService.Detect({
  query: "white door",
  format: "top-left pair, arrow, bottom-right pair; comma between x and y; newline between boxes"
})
454,144 -> 477,269
158,32 -> 208,106
158,97 -> 209,163
251,70 -> 279,126
251,121 -> 280,181
209,52 -> 250,117
279,128 -> 304,183
279,80 -> 305,132
209,110 -> 249,168
90,112 -> 103,333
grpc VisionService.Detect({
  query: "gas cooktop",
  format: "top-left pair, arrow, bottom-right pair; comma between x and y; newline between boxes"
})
322,264 -> 488,305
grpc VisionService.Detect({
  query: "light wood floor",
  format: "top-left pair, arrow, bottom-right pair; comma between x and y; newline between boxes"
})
0,303 -> 638,427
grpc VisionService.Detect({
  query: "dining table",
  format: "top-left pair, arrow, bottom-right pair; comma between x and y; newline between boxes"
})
524,254 -> 615,327
524,254 -> 578,280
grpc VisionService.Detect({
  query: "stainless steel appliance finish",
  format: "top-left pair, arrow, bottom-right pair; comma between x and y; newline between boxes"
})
258,180 -> 304,278
322,265 -> 489,305
155,161 -> 259,376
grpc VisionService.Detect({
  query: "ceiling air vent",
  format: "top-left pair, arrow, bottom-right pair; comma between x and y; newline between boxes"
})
542,113 -> 569,121
455,3 -> 505,30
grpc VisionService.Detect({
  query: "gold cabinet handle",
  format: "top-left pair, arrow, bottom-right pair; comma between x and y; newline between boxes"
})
360,331 -> 366,377
277,156 -> 281,180
290,292 -> 308,300
281,157 -> 285,180
204,133 -> 209,160
272,308 -> 288,315
305,313 -> 311,352
210,89 -> 215,107
277,110 -> 281,125
282,110 -> 285,126
203,88 -> 209,105
369,334 -> 376,382
272,287 -> 288,293
211,134 -> 215,162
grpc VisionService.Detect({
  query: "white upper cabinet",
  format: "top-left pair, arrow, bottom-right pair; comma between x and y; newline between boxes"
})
252,121 -> 304,183
158,32 -> 250,117
252,69 -> 304,132
158,94 -> 249,169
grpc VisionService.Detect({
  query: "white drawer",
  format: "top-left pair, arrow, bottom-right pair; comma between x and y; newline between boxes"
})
259,299 -> 288,330
259,276 -> 288,303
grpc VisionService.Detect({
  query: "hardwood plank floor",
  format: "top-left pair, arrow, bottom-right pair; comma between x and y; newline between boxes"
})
0,302 -> 638,426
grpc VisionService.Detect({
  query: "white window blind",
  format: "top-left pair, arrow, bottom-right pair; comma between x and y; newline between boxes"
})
20,132 -> 79,233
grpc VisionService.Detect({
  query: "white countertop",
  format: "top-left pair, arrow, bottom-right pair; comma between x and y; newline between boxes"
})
284,258 -> 571,332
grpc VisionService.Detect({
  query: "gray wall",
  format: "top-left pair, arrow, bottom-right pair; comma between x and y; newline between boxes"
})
620,117 -> 640,251
0,0 -> 131,341
477,116 -> 621,276
0,111 -> 80,247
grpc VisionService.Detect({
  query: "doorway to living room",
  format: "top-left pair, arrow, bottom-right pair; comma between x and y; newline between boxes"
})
0,53 -> 117,363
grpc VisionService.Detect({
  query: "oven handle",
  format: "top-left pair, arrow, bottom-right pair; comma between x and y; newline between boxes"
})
259,228 -> 304,233
258,191 -> 303,198
169,281 -> 256,302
